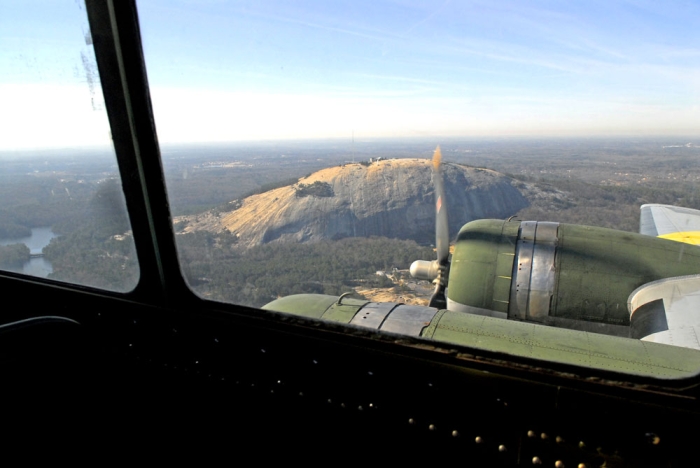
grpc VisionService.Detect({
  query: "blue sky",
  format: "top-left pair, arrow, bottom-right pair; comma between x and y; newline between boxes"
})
1,0 -> 699,149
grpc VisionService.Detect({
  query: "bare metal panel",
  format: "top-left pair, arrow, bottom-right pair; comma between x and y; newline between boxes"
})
528,222 -> 559,322
349,302 -> 397,329
520,220 -> 537,241
534,221 -> 558,243
380,305 -> 439,336
640,205 -> 659,236
640,204 -> 700,237
629,274 -> 700,349
509,221 -> 536,320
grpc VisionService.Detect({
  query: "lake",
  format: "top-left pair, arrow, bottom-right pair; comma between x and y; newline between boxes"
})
0,227 -> 58,277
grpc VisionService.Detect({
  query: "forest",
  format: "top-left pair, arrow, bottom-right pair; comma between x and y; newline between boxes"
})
0,244 -> 29,267
511,175 -> 700,232
39,178 -> 139,292
0,155 -> 139,291
176,233 -> 434,307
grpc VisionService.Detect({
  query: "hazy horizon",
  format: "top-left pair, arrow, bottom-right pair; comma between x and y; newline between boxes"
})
2,133 -> 700,157
2,0 -> 700,150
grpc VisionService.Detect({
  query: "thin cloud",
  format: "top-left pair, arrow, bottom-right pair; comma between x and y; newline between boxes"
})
403,0 -> 451,36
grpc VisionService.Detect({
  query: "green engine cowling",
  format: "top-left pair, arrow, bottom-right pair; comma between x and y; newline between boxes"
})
447,219 -> 700,335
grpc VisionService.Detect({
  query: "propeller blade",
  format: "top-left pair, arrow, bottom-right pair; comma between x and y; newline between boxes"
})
429,145 -> 449,309
433,146 -> 449,264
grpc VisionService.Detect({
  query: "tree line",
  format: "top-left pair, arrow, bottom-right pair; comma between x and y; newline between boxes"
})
176,232 -> 434,307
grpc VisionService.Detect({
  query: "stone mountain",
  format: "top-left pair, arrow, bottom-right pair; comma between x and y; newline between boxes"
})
179,158 -> 540,248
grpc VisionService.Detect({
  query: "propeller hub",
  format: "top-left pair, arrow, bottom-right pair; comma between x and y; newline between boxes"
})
410,260 -> 440,281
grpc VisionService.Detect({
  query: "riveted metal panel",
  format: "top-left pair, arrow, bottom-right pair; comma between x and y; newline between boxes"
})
490,221 -> 519,313
380,305 -> 439,337
448,220 -> 514,310
349,302 -> 397,330
322,296 -> 370,323
447,298 -> 508,319
492,273 -> 513,312
528,222 -> 559,322
493,244 -> 516,312
509,221 -> 536,320
263,294 -> 358,319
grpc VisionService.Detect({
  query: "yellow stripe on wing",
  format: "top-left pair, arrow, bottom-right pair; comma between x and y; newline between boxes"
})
658,231 -> 700,245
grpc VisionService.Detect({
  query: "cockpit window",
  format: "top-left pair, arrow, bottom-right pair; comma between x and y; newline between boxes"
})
0,0 -> 139,292
135,0 -> 700,377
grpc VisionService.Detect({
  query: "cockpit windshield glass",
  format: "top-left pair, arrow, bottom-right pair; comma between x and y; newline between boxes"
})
136,0 -> 700,377
0,0 -> 140,292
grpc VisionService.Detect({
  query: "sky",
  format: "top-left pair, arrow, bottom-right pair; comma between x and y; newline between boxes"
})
1,0 -> 700,150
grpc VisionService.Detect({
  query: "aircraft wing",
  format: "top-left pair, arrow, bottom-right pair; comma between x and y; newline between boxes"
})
628,274 -> 700,350
630,205 -> 700,350
640,203 -> 700,245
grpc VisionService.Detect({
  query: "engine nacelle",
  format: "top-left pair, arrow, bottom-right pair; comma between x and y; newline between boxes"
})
447,219 -> 700,335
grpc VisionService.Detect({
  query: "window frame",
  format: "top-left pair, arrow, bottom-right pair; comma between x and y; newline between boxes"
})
1,0 -> 699,401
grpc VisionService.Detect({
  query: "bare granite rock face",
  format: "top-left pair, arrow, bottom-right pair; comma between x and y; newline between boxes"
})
181,159 -> 532,248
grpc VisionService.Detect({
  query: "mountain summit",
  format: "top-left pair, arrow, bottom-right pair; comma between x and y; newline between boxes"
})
181,158 -> 530,248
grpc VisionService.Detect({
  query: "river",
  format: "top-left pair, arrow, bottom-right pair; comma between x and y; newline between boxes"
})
0,227 -> 58,278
